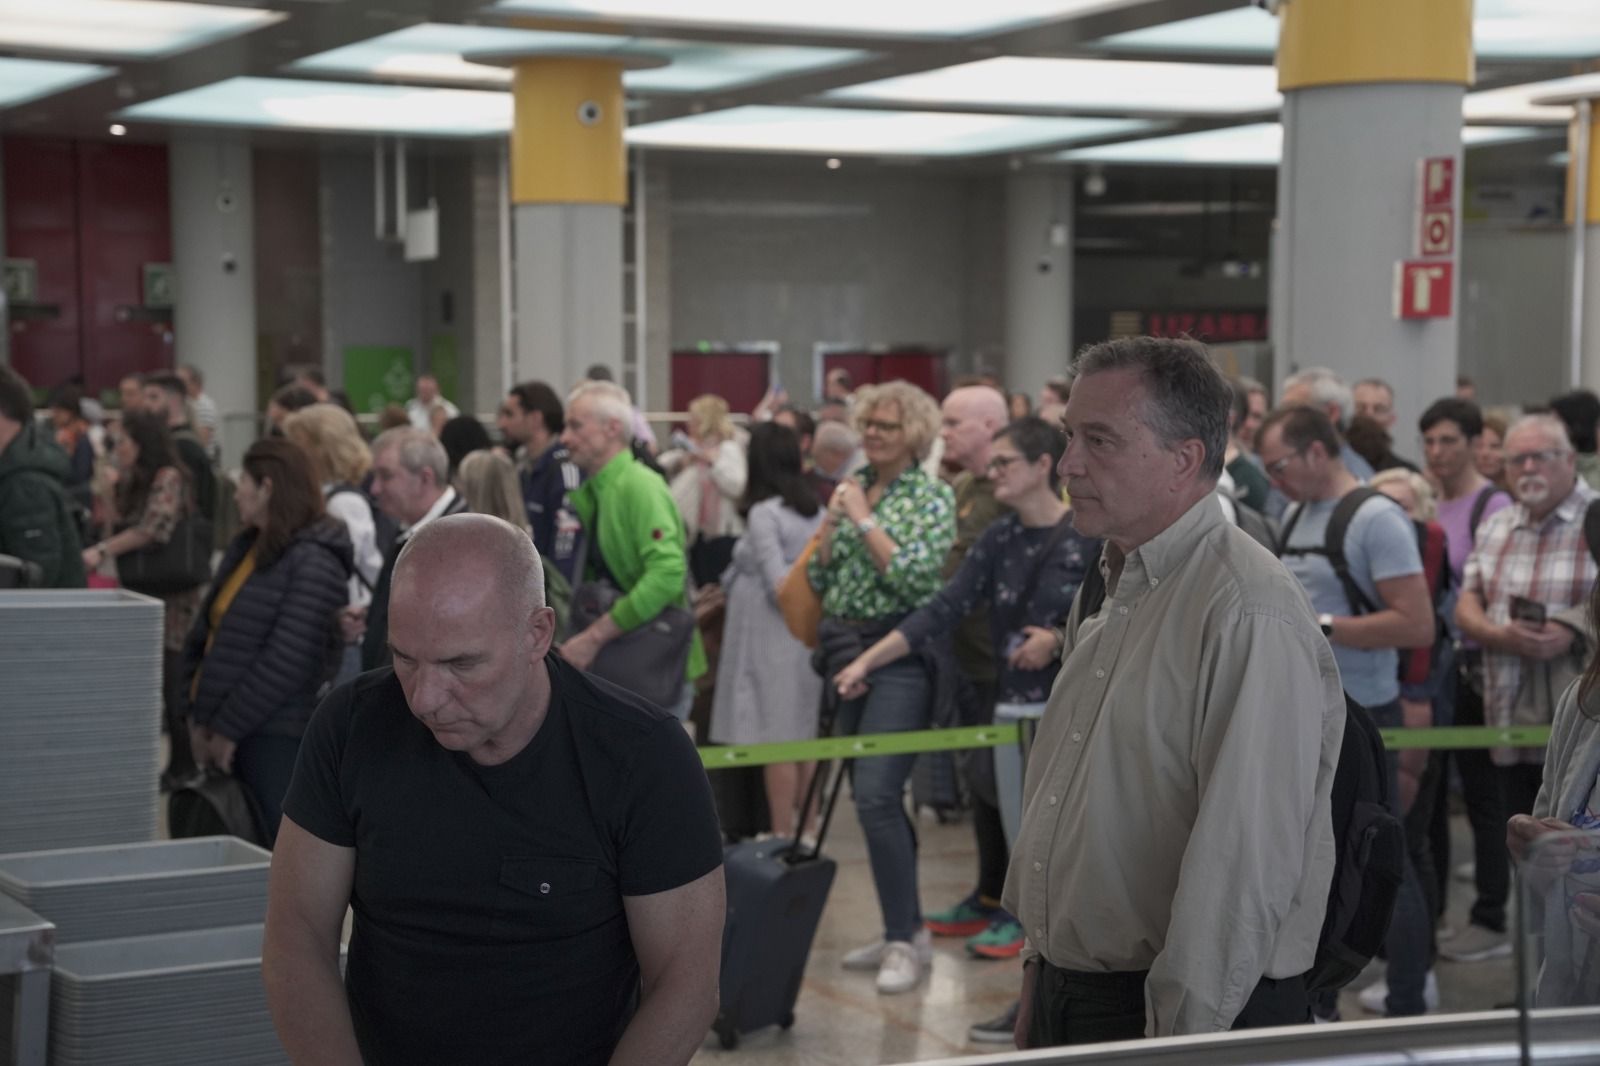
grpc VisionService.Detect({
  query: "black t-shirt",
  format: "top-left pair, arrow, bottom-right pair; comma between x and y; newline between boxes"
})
281,656 -> 724,1065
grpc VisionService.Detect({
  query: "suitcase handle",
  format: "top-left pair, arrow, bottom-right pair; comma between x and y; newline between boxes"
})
787,759 -> 847,865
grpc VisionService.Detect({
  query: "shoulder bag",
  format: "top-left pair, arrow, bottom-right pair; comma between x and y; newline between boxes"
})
776,529 -> 824,649
117,506 -> 214,596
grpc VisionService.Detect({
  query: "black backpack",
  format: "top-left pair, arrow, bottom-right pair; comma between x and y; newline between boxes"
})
1073,550 -> 1404,997
1275,487 -> 1390,616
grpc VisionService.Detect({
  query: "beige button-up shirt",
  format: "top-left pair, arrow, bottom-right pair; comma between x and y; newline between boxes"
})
1001,494 -> 1344,1037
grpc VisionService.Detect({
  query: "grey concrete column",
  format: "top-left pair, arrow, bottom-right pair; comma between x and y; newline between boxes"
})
1004,172 -> 1074,392
469,142 -> 511,413
512,203 -> 622,395
1274,83 -> 1462,435
1584,226 -> 1600,391
170,134 -> 256,449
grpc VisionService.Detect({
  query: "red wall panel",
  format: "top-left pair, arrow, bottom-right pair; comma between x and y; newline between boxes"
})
822,350 -> 947,401
2,137 -> 171,397
670,351 -> 770,418
4,138 -> 81,391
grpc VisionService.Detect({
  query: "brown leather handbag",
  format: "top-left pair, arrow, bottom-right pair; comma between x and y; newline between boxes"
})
776,530 -> 824,648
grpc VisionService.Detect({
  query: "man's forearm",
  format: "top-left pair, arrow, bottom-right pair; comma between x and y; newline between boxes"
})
1455,592 -> 1504,650
263,937 -> 362,1066
1329,609 -> 1431,650
608,981 -> 718,1066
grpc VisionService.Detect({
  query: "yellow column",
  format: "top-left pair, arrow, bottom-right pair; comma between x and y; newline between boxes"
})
1566,110 -> 1600,225
510,57 -> 628,206
1277,0 -> 1474,91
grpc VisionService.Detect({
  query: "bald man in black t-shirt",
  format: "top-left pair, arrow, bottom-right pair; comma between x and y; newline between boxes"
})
263,514 -> 725,1066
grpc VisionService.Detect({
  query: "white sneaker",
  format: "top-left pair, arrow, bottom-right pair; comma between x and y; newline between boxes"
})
1357,970 -> 1439,1015
876,941 -> 925,994
842,928 -> 933,972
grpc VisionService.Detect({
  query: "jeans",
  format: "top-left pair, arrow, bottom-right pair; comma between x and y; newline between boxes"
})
835,658 -> 931,943
234,734 -> 303,847
1369,699 -> 1434,1014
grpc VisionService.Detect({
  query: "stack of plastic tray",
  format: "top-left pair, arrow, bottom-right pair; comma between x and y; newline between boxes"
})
49,924 -> 287,1065
0,838 -> 271,944
0,590 -> 162,852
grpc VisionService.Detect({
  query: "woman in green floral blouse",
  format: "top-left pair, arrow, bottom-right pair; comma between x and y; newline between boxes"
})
809,379 -> 955,995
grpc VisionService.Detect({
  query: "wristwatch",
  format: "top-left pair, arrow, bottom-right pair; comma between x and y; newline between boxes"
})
855,516 -> 879,536
1318,613 -> 1335,638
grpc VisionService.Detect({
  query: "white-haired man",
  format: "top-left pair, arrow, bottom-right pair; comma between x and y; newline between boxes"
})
1451,414 -> 1599,963
559,381 -> 705,718
1281,367 -> 1377,481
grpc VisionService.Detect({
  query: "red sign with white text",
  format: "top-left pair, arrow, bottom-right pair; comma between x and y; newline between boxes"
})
1394,260 -> 1453,319
1419,157 -> 1454,209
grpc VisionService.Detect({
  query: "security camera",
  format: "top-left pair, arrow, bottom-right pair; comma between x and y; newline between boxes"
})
221,253 -> 237,274
1037,258 -> 1053,275
577,101 -> 603,126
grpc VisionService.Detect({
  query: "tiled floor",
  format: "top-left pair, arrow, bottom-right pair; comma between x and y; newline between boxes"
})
693,801 -> 1518,1065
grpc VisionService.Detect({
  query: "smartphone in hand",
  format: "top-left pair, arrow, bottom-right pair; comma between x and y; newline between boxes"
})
1510,595 -> 1547,627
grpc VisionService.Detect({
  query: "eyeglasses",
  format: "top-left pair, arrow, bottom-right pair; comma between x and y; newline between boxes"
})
1264,449 -> 1306,477
986,454 -> 1025,475
863,419 -> 903,435
1507,448 -> 1569,468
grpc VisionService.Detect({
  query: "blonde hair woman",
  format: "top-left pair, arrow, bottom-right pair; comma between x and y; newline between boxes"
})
283,403 -> 382,684
1371,468 -> 1438,523
662,393 -> 748,585
807,378 -> 954,995
455,448 -> 571,637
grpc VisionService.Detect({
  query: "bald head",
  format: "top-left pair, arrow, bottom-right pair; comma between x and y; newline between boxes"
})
395,514 -> 545,625
940,385 -> 1010,475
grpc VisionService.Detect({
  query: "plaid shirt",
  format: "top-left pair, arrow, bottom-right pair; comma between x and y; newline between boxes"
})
1463,482 -> 1599,765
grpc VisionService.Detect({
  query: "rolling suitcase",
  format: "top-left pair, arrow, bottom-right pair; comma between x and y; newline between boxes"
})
711,761 -> 847,1051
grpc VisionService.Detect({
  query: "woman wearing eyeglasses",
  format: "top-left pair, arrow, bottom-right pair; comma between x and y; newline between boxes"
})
809,379 -> 955,996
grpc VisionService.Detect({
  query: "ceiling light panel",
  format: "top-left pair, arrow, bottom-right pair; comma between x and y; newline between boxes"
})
625,105 -> 1148,156
118,77 -> 512,137
1464,73 -> 1600,124
0,57 -> 111,110
826,57 -> 1280,117
489,0 -> 1145,39
1094,0 -> 1600,60
0,0 -> 283,61
290,24 -> 866,93
1057,122 -> 1557,167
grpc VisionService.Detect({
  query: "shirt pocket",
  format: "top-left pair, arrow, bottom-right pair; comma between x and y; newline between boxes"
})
490,856 -> 610,939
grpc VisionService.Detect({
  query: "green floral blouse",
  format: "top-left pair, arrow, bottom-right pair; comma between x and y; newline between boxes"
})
808,465 -> 956,622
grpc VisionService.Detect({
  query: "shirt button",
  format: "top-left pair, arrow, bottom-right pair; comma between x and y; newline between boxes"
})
1119,606 -> 1129,615
539,882 -> 551,895
1095,669 -> 1105,679
1071,732 -> 1082,742
1049,795 -> 1058,805
1036,928 -> 1046,940
1150,577 -> 1159,587
1033,861 -> 1042,872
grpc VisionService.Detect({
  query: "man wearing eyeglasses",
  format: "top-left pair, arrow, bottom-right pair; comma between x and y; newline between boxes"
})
1453,414 -> 1599,963
1257,404 -> 1437,1018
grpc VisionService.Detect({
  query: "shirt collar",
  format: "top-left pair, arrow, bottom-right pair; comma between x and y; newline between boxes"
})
400,486 -> 458,537
1103,491 -> 1225,595
1514,482 -> 1593,531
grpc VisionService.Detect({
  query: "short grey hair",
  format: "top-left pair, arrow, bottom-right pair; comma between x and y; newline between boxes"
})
1283,367 -> 1354,426
1072,336 -> 1230,481
1507,413 -> 1574,453
1355,377 -> 1394,400
1237,375 -> 1266,400
397,513 -> 545,623
567,380 -> 635,443
372,426 -> 448,485
813,419 -> 858,456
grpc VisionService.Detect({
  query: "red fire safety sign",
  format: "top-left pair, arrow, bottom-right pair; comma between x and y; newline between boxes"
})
1394,260 -> 1453,319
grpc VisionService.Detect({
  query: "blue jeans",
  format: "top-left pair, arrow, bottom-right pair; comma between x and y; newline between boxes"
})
835,658 -> 931,943
234,734 -> 303,847
1368,699 -> 1433,1014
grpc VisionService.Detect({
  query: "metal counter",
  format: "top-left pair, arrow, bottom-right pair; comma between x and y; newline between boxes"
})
0,893 -> 53,1066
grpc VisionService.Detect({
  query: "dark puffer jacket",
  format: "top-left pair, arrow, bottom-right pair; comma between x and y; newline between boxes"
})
0,422 -> 85,588
181,517 -> 353,742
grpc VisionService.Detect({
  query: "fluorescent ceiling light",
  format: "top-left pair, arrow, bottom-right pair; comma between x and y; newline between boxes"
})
0,57 -> 111,110
1465,73 -> 1600,124
490,0 -> 1144,39
119,77 -> 511,137
827,57 -> 1279,117
290,24 -> 865,93
625,105 -> 1148,156
1057,122 -> 1555,167
0,0 -> 283,61
1095,0 -> 1600,61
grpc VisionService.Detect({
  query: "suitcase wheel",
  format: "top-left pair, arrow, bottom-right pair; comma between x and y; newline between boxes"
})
716,1022 -> 739,1051
780,1011 -> 795,1030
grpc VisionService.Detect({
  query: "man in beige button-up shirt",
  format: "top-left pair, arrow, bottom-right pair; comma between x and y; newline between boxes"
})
1002,337 -> 1344,1047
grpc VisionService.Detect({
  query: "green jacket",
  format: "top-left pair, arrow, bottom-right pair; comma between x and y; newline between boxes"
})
0,422 -> 86,588
569,449 -> 706,681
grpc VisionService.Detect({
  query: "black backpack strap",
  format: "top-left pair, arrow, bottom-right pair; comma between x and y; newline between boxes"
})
1072,548 -> 1108,636
1275,501 -> 1305,557
1467,484 -> 1497,547
1585,499 -> 1600,569
1324,488 -> 1384,617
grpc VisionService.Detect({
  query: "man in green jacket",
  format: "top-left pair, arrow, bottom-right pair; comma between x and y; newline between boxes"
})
0,365 -> 86,588
559,380 -> 705,718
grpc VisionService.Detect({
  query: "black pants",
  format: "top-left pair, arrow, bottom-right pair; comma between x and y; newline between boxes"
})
974,795 -> 1009,902
1454,660 -> 1514,932
162,648 -> 196,778
1026,961 -> 1309,1048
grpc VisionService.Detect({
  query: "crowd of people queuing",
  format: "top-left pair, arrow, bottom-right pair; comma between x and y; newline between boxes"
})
3,340 -> 1600,1059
